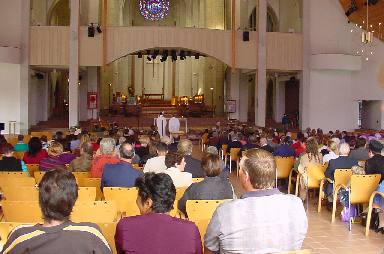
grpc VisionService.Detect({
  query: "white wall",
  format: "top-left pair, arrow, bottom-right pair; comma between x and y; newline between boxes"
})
0,0 -> 22,47
0,63 -> 21,134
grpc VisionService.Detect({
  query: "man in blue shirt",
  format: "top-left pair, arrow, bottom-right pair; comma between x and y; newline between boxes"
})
101,142 -> 143,190
273,136 -> 296,157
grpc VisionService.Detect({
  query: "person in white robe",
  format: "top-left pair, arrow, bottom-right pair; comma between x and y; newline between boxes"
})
168,115 -> 180,138
156,112 -> 167,137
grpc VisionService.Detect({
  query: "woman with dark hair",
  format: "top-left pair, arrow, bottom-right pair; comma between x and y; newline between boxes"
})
2,168 -> 111,253
0,134 -> 8,154
115,173 -> 202,254
23,137 -> 48,164
178,154 -> 235,216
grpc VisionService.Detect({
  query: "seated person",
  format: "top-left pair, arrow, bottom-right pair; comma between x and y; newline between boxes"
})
273,136 -> 295,157
322,140 -> 339,164
68,142 -> 93,172
325,143 -> 358,181
2,168 -> 111,253
0,143 -> 27,172
349,137 -> 370,161
204,149 -> 307,254
178,154 -> 235,216
143,142 -> 168,174
101,143 -> 143,189
115,173 -> 202,254
39,142 -> 68,171
13,135 -> 28,152
90,138 -> 120,177
23,137 -> 48,164
165,152 -> 193,188
365,140 -> 384,181
259,137 -> 274,154
177,139 -> 205,178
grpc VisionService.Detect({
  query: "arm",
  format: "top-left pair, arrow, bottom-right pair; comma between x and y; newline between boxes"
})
204,209 -> 221,254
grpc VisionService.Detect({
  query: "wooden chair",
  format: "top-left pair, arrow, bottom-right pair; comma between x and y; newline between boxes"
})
0,171 -> 29,178
13,151 -> 24,160
333,174 -> 381,229
186,200 -> 229,241
274,156 -> 294,192
77,178 -> 103,200
2,201 -> 43,223
365,191 -> 384,236
192,178 -> 204,183
34,171 -> 45,184
72,171 -> 92,179
228,148 -> 241,175
26,164 -> 40,177
71,201 -> 117,223
318,169 -> 352,214
170,187 -> 187,217
0,177 -> 36,187
97,222 -> 117,254
295,163 -> 325,196
77,187 -> 96,202
220,144 -> 228,161
103,187 -> 140,217
200,133 -> 209,152
1,186 -> 39,201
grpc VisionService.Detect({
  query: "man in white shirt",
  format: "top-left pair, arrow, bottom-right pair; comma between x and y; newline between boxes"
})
143,142 -> 168,174
164,152 -> 192,188
156,112 -> 167,137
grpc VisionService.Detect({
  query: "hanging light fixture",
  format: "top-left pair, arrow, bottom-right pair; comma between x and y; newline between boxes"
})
361,4 -> 373,44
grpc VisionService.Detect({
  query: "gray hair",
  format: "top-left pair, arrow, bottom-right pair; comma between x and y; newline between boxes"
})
205,146 -> 219,155
339,143 -> 350,156
99,138 -> 116,155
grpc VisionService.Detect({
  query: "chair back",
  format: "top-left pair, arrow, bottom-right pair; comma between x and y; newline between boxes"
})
13,152 -> 24,160
169,187 -> 187,217
306,163 -> 325,188
71,201 -> 117,223
320,162 -> 328,173
2,201 -> 43,223
221,144 -> 228,156
77,178 -> 103,200
26,164 -> 40,177
0,177 -> 36,187
229,148 -> 241,161
350,174 -> 381,204
0,171 -> 29,178
77,187 -> 96,202
1,186 -> 39,201
275,156 -> 294,179
34,171 -> 45,184
72,171 -> 92,179
97,222 -> 117,254
192,178 -> 204,183
103,187 -> 140,217
186,200 -> 228,221
334,169 -> 352,188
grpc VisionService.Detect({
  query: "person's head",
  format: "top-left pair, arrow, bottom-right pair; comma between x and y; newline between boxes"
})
249,135 -> 257,144
28,137 -> 43,156
80,134 -> 90,145
160,136 -> 172,145
282,136 -> 293,146
355,137 -> 367,149
17,135 -> 24,142
2,143 -> 14,156
80,142 -> 93,157
0,135 -> 6,144
259,137 -> 268,146
135,173 -> 176,215
48,142 -> 64,157
328,140 -> 339,154
305,137 -> 319,155
119,142 -> 135,161
156,142 -> 168,156
55,131 -> 64,140
205,146 -> 219,155
201,153 -> 222,177
139,136 -> 150,146
339,143 -> 350,156
177,139 -> 193,155
165,152 -> 185,171
38,168 -> 78,222
368,140 -> 383,156
99,137 -> 116,155
239,149 -> 276,191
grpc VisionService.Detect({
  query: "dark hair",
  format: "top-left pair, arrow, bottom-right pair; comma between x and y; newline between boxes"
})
119,142 -> 135,159
17,135 -> 24,142
156,142 -> 168,153
80,142 -> 94,157
355,138 -> 366,149
135,173 -> 176,213
165,152 -> 184,168
0,135 -> 6,145
201,154 -> 222,177
38,168 -> 78,221
2,143 -> 14,154
28,137 -> 43,157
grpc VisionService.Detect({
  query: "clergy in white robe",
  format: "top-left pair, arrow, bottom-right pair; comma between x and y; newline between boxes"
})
156,113 -> 167,137
168,116 -> 180,134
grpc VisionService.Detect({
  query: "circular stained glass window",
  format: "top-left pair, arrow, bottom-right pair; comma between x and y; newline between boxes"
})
139,0 -> 170,21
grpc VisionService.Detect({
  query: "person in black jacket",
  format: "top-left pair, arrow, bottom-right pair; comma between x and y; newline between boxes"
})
177,139 -> 205,178
365,140 -> 384,182
0,143 -> 23,171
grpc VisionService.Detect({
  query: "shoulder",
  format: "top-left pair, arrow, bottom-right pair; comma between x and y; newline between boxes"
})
63,222 -> 110,248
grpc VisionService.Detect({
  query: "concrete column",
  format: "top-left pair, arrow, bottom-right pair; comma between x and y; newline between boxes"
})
69,0 -> 80,127
300,0 -> 311,130
228,69 -> 240,120
20,0 -> 30,134
256,0 -> 267,127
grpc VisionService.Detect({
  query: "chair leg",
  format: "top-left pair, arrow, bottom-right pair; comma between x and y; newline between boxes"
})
365,192 -> 376,236
331,189 -> 338,223
229,158 -> 232,174
295,174 -> 300,196
236,159 -> 239,177
288,170 -> 293,194
348,189 -> 352,231
318,180 -> 324,213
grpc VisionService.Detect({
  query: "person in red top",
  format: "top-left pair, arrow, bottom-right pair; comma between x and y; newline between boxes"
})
23,137 -> 48,164
90,137 -> 119,177
292,132 -> 306,157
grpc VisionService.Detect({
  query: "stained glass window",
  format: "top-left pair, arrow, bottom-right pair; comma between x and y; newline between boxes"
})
139,0 -> 170,21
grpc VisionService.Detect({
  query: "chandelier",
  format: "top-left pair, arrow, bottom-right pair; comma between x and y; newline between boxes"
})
139,0 -> 170,21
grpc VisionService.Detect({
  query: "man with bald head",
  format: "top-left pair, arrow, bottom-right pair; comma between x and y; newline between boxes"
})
325,143 -> 358,181
101,142 -> 143,189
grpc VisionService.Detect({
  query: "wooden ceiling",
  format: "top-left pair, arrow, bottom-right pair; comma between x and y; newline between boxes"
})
339,0 -> 384,41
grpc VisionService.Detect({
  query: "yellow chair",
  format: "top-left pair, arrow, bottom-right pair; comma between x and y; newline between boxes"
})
71,201 -> 117,223
318,169 -> 352,214
275,156 -> 294,193
333,174 -> 381,228
1,186 -> 39,201
26,164 -> 40,177
77,187 -> 96,202
103,187 -> 140,217
0,172 -> 29,178
200,133 -> 209,152
295,163 -> 325,197
0,177 -> 36,187
97,222 -> 117,254
77,178 -> 103,200
192,178 -> 204,183
2,201 -> 43,223
365,191 -> 384,236
72,172 -> 92,179
228,148 -> 241,176
13,152 -> 24,160
34,171 -> 45,184
220,144 -> 228,161
170,187 -> 187,217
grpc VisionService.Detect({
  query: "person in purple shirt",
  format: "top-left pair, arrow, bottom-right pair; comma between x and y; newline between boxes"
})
273,136 -> 296,157
39,142 -> 76,171
115,173 -> 202,254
